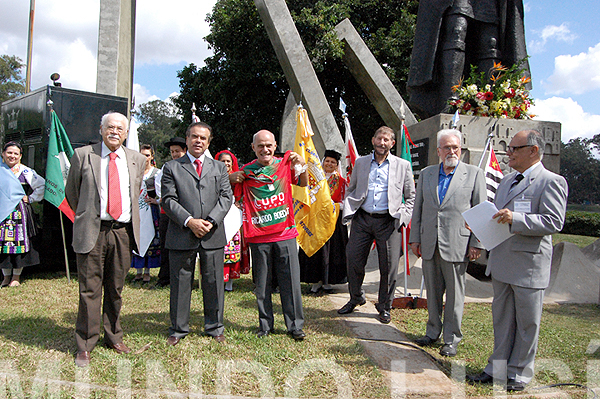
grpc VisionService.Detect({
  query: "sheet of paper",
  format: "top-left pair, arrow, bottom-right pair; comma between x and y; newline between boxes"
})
462,201 -> 513,250
224,204 -> 243,243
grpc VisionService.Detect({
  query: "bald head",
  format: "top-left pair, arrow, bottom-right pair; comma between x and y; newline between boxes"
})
252,130 -> 277,166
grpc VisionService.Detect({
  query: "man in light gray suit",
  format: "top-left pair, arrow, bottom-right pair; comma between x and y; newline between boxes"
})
66,112 -> 146,367
467,130 -> 568,392
161,122 -> 233,345
338,126 -> 415,324
409,129 -> 486,357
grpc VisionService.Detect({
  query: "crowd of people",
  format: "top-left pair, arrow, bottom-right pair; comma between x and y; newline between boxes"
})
0,112 -> 568,393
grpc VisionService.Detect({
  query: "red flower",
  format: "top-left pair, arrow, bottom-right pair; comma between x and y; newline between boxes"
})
463,102 -> 472,111
505,88 -> 516,98
476,92 -> 486,100
484,92 -> 494,101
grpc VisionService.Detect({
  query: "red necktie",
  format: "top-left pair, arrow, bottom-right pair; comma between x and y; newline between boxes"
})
194,159 -> 202,177
107,152 -> 122,220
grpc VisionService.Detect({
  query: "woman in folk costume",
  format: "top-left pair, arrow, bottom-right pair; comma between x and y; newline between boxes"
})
131,144 -> 161,283
1,142 -> 45,287
299,149 -> 348,294
216,150 -> 250,291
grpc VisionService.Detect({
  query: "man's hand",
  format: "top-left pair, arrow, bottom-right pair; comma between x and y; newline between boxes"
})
229,171 -> 245,184
410,243 -> 421,258
288,151 -> 305,167
493,208 -> 513,225
145,197 -> 159,205
187,218 -> 213,238
468,246 -> 481,261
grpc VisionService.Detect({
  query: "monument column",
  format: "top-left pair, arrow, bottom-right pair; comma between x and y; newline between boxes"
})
96,0 -> 136,105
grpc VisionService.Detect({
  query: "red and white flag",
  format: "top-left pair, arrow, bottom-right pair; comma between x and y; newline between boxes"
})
484,147 -> 503,201
340,98 -> 358,180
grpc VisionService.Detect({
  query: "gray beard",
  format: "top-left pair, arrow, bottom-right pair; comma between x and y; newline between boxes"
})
444,157 -> 459,168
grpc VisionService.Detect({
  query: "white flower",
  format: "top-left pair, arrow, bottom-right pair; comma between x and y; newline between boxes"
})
467,84 -> 478,96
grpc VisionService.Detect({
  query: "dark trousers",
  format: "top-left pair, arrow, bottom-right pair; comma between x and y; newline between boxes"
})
250,238 -> 304,333
346,210 -> 400,311
169,247 -> 225,338
157,212 -> 170,285
75,223 -> 132,352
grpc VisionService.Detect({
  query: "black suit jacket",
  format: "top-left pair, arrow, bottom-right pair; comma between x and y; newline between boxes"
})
161,154 -> 233,251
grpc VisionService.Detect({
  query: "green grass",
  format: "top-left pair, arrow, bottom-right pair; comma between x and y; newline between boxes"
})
553,233 -> 598,248
0,271 -> 388,398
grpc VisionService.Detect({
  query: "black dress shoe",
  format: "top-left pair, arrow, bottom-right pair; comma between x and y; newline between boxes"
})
337,299 -> 366,314
256,330 -> 271,338
289,329 -> 306,341
414,336 -> 437,347
377,310 -> 391,324
506,378 -> 526,392
439,343 -> 457,357
466,371 -> 494,384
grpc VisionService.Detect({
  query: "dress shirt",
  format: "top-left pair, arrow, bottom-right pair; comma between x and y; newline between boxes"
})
183,151 -> 207,227
438,162 -> 458,204
100,143 -> 131,222
362,153 -> 390,214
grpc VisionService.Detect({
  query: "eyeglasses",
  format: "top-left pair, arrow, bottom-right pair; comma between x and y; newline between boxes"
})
440,146 -> 460,153
105,125 -> 125,133
507,145 -> 532,153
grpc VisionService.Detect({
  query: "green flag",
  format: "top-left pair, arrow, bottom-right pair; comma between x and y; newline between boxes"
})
44,111 -> 75,221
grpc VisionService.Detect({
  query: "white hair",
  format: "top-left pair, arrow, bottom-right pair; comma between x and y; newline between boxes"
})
100,112 -> 129,130
437,129 -> 462,148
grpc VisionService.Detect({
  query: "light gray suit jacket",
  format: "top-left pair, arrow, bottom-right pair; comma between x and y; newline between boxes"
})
161,154 -> 233,251
487,164 -> 568,289
65,143 -> 146,254
343,153 -> 415,229
409,162 -> 486,262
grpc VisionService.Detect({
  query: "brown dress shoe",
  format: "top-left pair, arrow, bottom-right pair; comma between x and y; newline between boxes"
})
108,342 -> 131,354
75,351 -> 90,367
167,336 -> 180,346
213,334 -> 226,343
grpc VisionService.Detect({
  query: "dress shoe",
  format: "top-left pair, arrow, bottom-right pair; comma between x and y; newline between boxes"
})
289,329 -> 306,341
377,310 -> 391,324
107,342 -> 131,354
166,336 -> 180,346
256,329 -> 271,338
75,351 -> 90,368
337,299 -> 367,314
414,336 -> 437,347
439,343 -> 457,357
506,378 -> 526,392
213,334 -> 226,343
466,371 -> 494,384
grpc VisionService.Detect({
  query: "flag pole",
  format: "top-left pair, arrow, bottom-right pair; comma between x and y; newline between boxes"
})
59,211 -> 71,282
478,132 -> 495,169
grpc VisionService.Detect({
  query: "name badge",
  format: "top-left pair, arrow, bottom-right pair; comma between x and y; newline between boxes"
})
268,184 -> 275,191
514,200 -> 531,213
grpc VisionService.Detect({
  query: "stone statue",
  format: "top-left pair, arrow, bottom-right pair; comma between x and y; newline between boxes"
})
407,0 -> 531,119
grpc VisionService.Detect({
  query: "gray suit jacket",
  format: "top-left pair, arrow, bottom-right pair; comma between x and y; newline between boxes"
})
487,164 -> 568,289
161,154 -> 233,251
343,153 -> 415,229
65,143 -> 146,254
409,161 -> 486,262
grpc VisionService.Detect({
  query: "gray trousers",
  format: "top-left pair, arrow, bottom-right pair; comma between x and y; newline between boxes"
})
250,238 -> 304,333
169,247 -> 225,338
422,247 -> 467,345
484,279 -> 544,384
346,210 -> 400,311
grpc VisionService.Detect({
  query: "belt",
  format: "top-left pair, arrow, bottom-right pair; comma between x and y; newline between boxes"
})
101,220 -> 131,229
359,208 -> 389,218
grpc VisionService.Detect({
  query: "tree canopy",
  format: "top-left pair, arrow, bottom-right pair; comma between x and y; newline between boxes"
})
135,99 -> 180,167
174,0 -> 418,163
0,55 -> 26,103
560,137 -> 600,204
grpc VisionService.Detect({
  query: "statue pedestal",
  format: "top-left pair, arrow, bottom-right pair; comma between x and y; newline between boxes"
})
405,114 -> 562,175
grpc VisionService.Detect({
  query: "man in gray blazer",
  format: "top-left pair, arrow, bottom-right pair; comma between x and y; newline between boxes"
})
65,112 -> 146,367
467,130 -> 568,392
161,122 -> 233,345
409,129 -> 486,357
338,126 -> 415,324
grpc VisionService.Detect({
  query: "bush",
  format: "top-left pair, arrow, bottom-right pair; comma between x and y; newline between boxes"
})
561,211 -> 600,237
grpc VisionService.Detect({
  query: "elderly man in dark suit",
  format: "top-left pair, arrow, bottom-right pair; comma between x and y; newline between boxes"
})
467,130 -> 568,392
161,122 -> 232,345
338,126 -> 415,324
409,129 -> 486,357
65,112 -> 146,367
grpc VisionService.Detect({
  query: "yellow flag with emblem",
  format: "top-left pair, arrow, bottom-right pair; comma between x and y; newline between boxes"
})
292,106 -> 339,257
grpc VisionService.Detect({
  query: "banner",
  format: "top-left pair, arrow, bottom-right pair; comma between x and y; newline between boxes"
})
44,111 -> 75,221
292,106 -> 339,257
484,146 -> 504,201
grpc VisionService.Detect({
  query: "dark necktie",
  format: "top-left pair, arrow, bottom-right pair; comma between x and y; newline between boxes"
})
194,159 -> 202,177
510,174 -> 524,190
107,152 -> 122,220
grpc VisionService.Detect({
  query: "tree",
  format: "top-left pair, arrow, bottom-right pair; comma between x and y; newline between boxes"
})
0,55 -> 26,103
175,0 -> 418,163
560,138 -> 600,204
135,99 -> 180,167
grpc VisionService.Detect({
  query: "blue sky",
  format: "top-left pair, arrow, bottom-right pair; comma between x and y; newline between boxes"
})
1,0 -> 599,142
